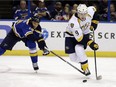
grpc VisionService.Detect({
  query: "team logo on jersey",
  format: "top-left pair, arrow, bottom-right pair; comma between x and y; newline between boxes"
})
42,28 -> 49,40
70,23 -> 74,28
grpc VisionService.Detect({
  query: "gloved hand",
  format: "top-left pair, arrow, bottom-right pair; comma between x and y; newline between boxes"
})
90,26 -> 94,31
88,40 -> 99,50
42,47 -> 50,56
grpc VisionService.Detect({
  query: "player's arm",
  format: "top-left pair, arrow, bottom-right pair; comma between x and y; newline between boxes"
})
34,25 -> 49,55
22,24 -> 35,41
25,29 -> 43,42
33,24 -> 44,42
87,40 -> 99,50
90,12 -> 99,31
69,23 -> 83,42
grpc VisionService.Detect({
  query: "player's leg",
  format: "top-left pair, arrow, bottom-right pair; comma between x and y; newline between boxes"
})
65,37 -> 81,62
69,53 -> 80,63
75,44 -> 91,76
26,40 -> 39,71
0,30 -> 20,55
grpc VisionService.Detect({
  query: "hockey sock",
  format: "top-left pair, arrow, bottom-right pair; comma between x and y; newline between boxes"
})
80,60 -> 88,71
30,52 -> 38,63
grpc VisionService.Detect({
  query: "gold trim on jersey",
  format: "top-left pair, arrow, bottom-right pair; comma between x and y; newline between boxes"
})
92,7 -> 96,12
77,35 -> 83,42
12,24 -> 21,38
25,31 -> 33,37
38,39 -> 44,42
35,30 -> 41,34
16,20 -> 23,24
92,20 -> 99,24
81,63 -> 88,71
90,26 -> 94,30
87,14 -> 92,18
30,52 -> 38,57
12,27 -> 19,37
26,18 -> 31,25
87,40 -> 93,45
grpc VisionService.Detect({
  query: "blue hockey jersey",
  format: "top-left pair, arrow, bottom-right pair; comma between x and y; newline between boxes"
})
14,9 -> 31,20
33,7 -> 51,20
12,19 -> 42,39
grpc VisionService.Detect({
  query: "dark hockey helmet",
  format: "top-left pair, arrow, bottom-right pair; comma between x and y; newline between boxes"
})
31,16 -> 40,23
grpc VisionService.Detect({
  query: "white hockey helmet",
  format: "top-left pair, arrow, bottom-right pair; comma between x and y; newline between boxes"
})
77,4 -> 88,14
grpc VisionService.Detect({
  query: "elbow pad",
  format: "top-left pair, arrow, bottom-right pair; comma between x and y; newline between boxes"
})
90,12 -> 99,31
90,20 -> 99,31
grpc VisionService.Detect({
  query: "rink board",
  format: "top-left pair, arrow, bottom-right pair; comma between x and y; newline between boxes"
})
3,50 -> 116,57
0,21 -> 116,57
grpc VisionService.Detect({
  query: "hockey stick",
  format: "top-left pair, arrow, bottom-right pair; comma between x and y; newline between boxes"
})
50,51 -> 86,76
92,30 -> 102,80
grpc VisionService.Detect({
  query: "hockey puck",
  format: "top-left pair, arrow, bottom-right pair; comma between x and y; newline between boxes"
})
83,80 -> 87,83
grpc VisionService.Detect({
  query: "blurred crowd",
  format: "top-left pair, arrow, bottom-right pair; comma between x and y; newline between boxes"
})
11,0 -> 116,22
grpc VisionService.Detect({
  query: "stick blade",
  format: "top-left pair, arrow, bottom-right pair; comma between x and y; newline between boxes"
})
97,75 -> 102,80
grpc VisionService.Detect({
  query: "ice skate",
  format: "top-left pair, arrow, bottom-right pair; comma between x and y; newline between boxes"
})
32,63 -> 39,71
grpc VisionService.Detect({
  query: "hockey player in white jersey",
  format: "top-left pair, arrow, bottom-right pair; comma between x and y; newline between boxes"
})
65,4 -> 99,76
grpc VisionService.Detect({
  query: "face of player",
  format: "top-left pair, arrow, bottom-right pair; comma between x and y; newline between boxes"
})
32,21 -> 39,29
78,13 -> 87,21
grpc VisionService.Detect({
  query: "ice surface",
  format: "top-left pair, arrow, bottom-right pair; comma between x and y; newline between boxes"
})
0,56 -> 116,87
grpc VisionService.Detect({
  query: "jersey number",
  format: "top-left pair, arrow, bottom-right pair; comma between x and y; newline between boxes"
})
75,30 -> 79,36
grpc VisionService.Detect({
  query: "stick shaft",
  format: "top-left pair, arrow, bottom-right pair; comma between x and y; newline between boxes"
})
50,51 -> 85,75
93,30 -> 98,80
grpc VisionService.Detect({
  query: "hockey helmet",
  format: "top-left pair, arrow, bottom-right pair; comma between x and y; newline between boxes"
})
77,4 -> 88,14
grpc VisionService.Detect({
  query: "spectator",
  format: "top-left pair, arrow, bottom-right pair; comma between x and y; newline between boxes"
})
14,0 -> 31,20
99,0 -> 108,14
110,3 -> 116,22
99,8 -> 108,21
30,1 -> 37,14
34,1 -> 51,20
50,2 -> 64,21
72,4 -> 78,11
62,6 -> 70,20
70,4 -> 78,16
64,3 -> 70,8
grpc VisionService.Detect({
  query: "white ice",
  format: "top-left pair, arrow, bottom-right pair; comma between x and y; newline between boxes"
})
0,56 -> 116,87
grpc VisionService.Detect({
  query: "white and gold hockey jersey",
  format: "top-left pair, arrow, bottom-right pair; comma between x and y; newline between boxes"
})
65,6 -> 96,42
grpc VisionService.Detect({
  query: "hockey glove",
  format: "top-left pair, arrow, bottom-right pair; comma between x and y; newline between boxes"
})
87,40 -> 99,50
90,26 -> 94,31
42,47 -> 50,56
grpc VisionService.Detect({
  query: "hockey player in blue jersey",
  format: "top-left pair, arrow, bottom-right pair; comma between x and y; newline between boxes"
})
0,16 -> 49,71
